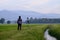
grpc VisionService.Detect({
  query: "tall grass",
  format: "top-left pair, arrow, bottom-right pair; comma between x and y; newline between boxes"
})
0,24 -> 48,40
49,24 -> 60,40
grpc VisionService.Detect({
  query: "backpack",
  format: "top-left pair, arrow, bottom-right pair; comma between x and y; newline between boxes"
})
18,19 -> 22,24
18,21 -> 22,24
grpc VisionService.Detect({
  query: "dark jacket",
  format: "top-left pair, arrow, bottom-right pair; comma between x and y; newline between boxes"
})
17,19 -> 22,24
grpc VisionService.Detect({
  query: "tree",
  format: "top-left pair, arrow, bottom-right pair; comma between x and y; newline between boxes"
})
29,17 -> 33,23
7,20 -> 11,24
0,18 -> 5,24
0,20 -> 1,23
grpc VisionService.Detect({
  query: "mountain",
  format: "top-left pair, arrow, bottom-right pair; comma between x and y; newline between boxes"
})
0,10 -> 60,21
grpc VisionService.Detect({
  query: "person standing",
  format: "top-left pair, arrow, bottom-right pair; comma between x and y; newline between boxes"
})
17,16 -> 22,30
27,17 -> 30,24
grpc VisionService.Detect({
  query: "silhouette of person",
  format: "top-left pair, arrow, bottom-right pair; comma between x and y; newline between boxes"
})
17,16 -> 22,30
27,17 -> 30,24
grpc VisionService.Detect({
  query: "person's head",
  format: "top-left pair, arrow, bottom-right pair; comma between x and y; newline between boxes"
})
19,16 -> 21,19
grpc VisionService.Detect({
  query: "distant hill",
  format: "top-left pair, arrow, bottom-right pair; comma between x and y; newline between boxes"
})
0,10 -> 60,21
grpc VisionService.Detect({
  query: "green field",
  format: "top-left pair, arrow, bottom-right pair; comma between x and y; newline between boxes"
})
0,24 -> 60,40
0,24 -> 48,40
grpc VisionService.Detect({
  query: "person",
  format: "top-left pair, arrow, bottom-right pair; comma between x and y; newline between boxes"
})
17,16 -> 22,30
27,17 -> 30,24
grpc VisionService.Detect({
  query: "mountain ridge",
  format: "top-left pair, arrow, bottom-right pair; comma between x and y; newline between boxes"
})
0,10 -> 60,21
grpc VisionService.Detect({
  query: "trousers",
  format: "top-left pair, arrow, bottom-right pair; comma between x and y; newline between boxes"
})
18,24 -> 22,30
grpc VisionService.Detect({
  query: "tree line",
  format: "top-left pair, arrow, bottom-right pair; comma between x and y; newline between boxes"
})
0,18 -> 11,24
0,17 -> 60,24
25,17 -> 60,23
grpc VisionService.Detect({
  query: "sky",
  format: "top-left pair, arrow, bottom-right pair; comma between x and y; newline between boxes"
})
0,0 -> 60,14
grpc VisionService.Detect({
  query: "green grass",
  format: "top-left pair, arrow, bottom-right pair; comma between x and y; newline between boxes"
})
49,24 -> 60,40
0,24 -> 48,40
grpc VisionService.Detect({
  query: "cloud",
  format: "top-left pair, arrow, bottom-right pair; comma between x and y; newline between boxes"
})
31,0 -> 60,14
0,0 -> 60,14
0,0 -> 47,10
0,0 -> 8,3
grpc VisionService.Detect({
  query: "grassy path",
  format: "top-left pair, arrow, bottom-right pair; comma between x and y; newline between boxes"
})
0,24 -> 48,40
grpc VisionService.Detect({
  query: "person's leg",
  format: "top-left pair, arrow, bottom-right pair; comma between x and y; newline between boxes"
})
20,24 -> 21,30
18,24 -> 19,30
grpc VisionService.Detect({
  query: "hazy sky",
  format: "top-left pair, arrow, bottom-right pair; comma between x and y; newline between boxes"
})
0,0 -> 60,14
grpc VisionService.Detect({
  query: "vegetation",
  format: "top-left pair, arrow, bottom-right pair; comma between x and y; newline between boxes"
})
0,24 -> 48,40
0,24 -> 60,40
25,18 -> 60,23
0,17 -> 60,24
49,24 -> 60,40
7,20 -> 11,24
0,18 -> 5,24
